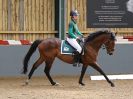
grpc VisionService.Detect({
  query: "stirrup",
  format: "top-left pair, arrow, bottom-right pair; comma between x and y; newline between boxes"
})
73,62 -> 81,67
78,63 -> 82,67
73,63 -> 78,67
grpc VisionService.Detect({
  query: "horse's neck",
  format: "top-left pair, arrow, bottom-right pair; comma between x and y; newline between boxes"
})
88,35 -> 107,51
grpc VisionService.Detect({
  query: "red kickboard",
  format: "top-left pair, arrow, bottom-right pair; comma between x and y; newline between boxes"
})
128,38 -> 133,41
0,40 -> 9,45
123,36 -> 133,39
20,40 -> 31,45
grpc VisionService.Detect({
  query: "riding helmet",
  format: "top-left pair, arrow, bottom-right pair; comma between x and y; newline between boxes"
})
70,10 -> 79,16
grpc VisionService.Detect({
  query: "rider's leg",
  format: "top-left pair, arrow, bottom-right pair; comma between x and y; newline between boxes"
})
67,38 -> 82,66
73,51 -> 81,66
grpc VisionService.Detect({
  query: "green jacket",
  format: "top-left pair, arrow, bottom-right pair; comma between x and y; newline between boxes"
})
68,19 -> 82,39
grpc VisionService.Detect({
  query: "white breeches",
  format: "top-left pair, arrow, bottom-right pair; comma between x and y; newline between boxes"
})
66,38 -> 82,53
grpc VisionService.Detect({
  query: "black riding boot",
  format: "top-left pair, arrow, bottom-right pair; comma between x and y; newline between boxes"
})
73,51 -> 81,67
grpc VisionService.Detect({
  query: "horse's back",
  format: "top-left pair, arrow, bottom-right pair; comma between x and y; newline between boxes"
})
38,38 -> 61,54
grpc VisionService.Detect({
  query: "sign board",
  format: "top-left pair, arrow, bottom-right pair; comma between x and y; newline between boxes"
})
87,0 -> 133,28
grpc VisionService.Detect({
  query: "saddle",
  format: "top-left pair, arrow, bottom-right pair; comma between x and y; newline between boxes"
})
61,39 -> 84,55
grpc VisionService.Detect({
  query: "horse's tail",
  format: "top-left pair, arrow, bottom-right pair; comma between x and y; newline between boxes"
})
22,40 -> 42,74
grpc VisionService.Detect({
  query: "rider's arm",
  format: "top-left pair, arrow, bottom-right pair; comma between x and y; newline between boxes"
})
77,29 -> 83,36
68,23 -> 77,39
75,25 -> 83,36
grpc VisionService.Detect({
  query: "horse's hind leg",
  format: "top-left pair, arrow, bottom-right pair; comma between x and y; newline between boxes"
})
44,59 -> 58,86
90,62 -> 115,87
25,57 -> 44,85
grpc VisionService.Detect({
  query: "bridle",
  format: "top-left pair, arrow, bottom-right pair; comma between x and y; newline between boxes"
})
103,33 -> 116,55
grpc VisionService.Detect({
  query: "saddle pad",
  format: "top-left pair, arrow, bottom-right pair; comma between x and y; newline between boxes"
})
61,40 -> 76,54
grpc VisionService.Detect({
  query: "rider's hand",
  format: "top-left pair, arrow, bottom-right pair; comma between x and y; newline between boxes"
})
76,37 -> 80,40
76,37 -> 81,42
81,34 -> 83,38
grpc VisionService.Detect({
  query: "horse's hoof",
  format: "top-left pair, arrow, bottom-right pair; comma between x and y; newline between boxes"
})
25,80 -> 29,85
111,83 -> 115,87
52,82 -> 60,86
79,82 -> 85,86
55,82 -> 60,86
25,82 -> 28,85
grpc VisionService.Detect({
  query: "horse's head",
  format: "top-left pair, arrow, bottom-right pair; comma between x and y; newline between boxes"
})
104,31 -> 116,55
85,30 -> 116,55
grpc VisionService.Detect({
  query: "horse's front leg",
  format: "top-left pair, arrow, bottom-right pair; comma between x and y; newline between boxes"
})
90,62 -> 115,87
79,66 -> 87,86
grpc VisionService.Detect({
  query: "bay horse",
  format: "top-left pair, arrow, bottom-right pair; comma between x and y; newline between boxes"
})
22,30 -> 116,87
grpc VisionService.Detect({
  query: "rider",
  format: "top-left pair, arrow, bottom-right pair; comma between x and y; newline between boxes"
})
66,10 -> 83,67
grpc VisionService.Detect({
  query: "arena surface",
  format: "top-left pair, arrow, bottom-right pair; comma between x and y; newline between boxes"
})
0,75 -> 133,99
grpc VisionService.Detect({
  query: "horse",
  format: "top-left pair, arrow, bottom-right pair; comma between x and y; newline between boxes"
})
22,30 -> 116,87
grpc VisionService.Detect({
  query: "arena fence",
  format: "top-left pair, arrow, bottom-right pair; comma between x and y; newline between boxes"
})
0,0 -> 57,41
0,0 -> 133,41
